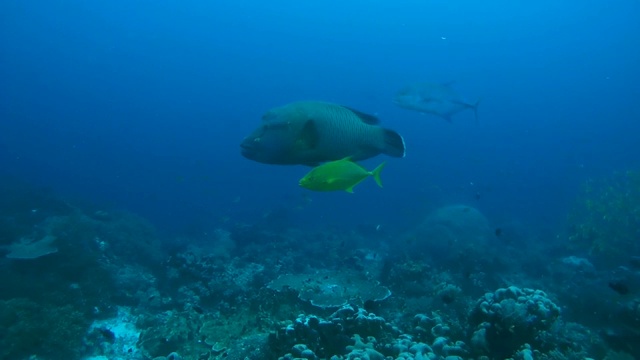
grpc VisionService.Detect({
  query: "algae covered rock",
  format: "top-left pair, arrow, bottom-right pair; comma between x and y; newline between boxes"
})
0,298 -> 90,359
137,310 -> 199,358
568,170 -> 640,267
137,306 -> 271,359
411,204 -> 492,260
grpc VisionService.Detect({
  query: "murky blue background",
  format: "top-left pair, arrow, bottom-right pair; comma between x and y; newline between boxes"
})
1,0 -> 639,236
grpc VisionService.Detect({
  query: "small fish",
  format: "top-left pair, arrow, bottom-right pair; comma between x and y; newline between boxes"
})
299,158 -> 385,193
495,228 -> 503,237
609,280 -> 630,295
394,81 -> 480,122
440,292 -> 456,304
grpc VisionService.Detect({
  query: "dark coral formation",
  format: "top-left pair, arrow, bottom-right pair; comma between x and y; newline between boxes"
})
468,287 -> 561,358
0,178 -> 638,359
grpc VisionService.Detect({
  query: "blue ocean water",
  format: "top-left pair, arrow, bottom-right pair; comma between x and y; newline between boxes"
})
1,1 -> 640,359
1,0 -> 636,233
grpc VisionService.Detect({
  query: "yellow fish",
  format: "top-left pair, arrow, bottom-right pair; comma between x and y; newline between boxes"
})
299,158 -> 386,193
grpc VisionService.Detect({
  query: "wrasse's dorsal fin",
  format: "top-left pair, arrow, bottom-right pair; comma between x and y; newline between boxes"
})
342,106 -> 380,125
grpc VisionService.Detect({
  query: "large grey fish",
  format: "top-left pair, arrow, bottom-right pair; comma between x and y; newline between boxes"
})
394,82 -> 480,122
241,101 -> 406,166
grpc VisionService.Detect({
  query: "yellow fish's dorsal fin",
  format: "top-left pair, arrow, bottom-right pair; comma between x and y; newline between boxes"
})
370,162 -> 386,188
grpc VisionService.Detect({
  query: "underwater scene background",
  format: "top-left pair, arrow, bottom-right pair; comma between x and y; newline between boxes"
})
1,1 -> 639,359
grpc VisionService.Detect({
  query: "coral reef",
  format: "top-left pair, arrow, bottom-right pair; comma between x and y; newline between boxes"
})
84,307 -> 143,359
269,305 -> 399,358
270,304 -> 475,359
0,298 -> 90,359
268,270 -> 391,309
0,178 -> 634,359
469,286 -> 561,358
567,170 -> 640,267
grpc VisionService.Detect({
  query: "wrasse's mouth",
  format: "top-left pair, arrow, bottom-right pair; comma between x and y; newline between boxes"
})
240,140 -> 256,153
240,142 -> 256,159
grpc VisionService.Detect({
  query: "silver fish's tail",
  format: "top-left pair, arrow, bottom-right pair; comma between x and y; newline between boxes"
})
471,98 -> 481,123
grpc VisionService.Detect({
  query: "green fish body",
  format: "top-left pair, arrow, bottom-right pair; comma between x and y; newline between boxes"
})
241,101 -> 405,166
299,158 -> 385,193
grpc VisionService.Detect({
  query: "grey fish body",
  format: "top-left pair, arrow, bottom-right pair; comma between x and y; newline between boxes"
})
241,101 -> 405,166
394,82 -> 480,122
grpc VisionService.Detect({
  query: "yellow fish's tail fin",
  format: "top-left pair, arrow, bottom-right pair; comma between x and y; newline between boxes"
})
371,162 -> 386,188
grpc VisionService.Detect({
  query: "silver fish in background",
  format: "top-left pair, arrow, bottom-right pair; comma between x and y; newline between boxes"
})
394,81 -> 480,122
241,101 -> 406,166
